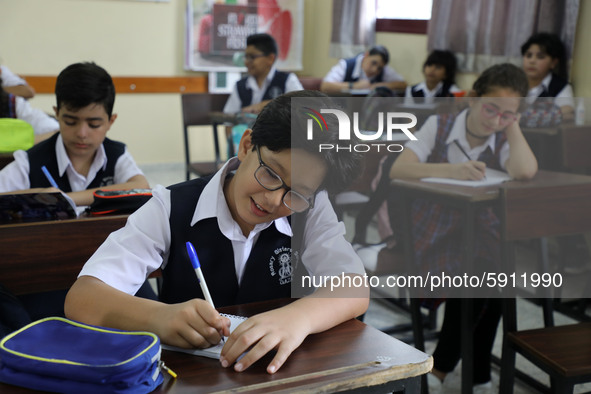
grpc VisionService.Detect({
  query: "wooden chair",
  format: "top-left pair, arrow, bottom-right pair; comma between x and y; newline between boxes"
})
560,124 -> 591,173
499,180 -> 591,393
181,93 -> 229,180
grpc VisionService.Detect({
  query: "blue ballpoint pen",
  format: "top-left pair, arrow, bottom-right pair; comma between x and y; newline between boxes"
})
41,166 -> 60,189
186,241 -> 226,343
185,241 -> 215,308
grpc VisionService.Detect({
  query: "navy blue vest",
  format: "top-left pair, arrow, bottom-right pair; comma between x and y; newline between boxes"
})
538,74 -> 568,98
236,71 -> 289,109
161,175 -> 307,306
344,55 -> 384,83
411,82 -> 454,98
27,133 -> 125,192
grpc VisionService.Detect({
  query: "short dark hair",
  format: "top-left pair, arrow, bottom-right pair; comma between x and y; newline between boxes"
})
246,33 -> 278,56
520,32 -> 567,79
368,45 -> 389,65
424,50 -> 457,85
472,63 -> 529,98
55,62 -> 116,118
250,90 -> 363,195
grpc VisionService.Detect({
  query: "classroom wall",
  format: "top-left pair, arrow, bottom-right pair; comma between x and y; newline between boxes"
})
1,0 -> 590,165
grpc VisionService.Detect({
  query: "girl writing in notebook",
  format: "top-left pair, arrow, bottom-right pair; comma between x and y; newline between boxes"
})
389,63 -> 537,391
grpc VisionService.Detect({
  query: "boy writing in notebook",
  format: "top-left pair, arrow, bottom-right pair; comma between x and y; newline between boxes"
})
0,62 -> 149,206
66,90 -> 369,374
389,63 -> 537,390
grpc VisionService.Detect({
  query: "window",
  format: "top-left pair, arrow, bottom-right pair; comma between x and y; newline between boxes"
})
376,0 -> 432,34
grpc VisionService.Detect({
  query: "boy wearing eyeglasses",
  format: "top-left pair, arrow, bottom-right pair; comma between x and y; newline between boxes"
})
389,63 -> 538,391
223,33 -> 303,115
66,90 -> 369,375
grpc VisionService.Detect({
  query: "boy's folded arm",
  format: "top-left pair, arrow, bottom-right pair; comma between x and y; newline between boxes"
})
66,174 -> 150,206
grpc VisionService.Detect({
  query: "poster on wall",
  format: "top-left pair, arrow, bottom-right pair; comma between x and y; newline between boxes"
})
185,0 -> 303,72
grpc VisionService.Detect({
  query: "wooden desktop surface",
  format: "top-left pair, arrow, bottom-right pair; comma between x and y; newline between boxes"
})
0,299 -> 432,394
155,299 -> 432,393
0,214 -> 128,295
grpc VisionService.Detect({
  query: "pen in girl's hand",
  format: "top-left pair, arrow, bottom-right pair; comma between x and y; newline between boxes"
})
453,139 -> 486,179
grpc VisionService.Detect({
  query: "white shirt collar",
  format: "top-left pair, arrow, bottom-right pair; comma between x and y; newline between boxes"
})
54,134 -> 107,177
527,73 -> 553,99
246,66 -> 277,91
444,109 -> 497,153
190,157 -> 292,239
352,54 -> 365,80
413,81 -> 444,97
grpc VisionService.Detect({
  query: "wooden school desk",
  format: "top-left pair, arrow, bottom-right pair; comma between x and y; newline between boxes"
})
155,298 -> 432,393
0,299 -> 433,394
390,170 -> 591,394
0,214 -> 128,296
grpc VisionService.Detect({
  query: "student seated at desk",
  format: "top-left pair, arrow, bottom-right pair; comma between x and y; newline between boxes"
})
404,49 -> 462,104
521,32 -> 574,121
0,62 -> 153,324
0,64 -> 35,99
389,64 -> 537,391
0,62 -> 149,207
320,45 -> 407,94
65,90 -> 369,375
0,79 -> 59,144
223,33 -> 303,115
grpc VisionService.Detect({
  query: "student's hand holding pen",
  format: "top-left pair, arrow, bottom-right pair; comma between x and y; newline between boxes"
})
150,299 -> 230,349
451,161 -> 487,180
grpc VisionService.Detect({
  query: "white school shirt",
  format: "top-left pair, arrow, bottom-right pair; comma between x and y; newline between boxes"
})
223,67 -> 303,114
404,110 -> 510,169
322,54 -> 405,83
0,134 -> 144,193
526,73 -> 574,109
403,81 -> 461,104
0,65 -> 26,87
14,96 -> 59,136
79,157 -> 365,296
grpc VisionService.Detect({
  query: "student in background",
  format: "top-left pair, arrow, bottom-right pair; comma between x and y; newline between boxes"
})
0,62 -> 153,323
389,64 -> 537,392
404,49 -> 461,104
522,32 -> 590,273
521,32 -> 574,120
65,90 -> 369,375
0,79 -> 59,144
223,33 -> 303,115
320,45 -> 407,94
0,64 -> 35,99
0,62 -> 149,208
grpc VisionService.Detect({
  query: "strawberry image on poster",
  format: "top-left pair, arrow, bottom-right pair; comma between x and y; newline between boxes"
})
257,0 -> 292,60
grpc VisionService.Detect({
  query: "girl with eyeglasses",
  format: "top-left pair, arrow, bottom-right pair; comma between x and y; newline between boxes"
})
389,63 -> 538,392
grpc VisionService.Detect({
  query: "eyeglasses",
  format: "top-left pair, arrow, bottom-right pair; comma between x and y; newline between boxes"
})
254,145 -> 314,213
480,103 -> 518,126
244,53 -> 267,62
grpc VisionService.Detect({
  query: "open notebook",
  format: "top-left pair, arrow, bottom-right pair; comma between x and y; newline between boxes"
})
161,314 -> 247,359
421,168 -> 512,187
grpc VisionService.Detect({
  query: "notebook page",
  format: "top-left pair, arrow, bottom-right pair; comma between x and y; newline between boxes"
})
161,314 -> 247,359
421,168 -> 511,187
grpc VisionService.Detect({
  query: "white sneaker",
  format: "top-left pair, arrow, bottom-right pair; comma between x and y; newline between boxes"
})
427,373 -> 443,394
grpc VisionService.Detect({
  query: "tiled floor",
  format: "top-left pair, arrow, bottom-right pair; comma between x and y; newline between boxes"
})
140,162 -> 591,394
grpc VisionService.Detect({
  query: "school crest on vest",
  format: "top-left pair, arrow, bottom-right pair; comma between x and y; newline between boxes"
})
267,86 -> 284,100
268,246 -> 293,285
